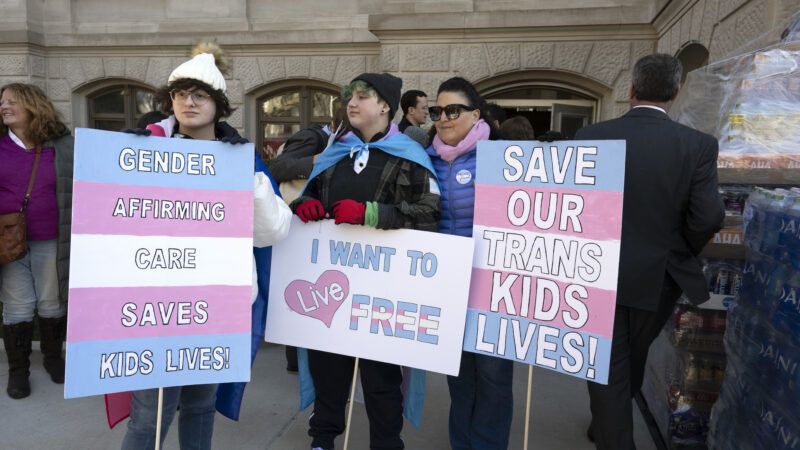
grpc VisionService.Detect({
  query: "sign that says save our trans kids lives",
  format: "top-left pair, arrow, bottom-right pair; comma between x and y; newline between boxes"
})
467,140 -> 626,384
266,219 -> 474,376
65,129 -> 254,398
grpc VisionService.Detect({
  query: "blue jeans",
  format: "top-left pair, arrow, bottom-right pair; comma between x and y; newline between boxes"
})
0,240 -> 63,324
447,352 -> 514,450
121,384 -> 217,450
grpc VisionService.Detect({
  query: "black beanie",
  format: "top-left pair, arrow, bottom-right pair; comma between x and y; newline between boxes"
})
351,73 -> 403,118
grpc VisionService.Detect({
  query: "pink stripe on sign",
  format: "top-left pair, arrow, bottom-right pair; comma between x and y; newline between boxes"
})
467,267 -> 616,338
66,285 -> 252,342
473,184 -> 623,241
71,181 -> 253,238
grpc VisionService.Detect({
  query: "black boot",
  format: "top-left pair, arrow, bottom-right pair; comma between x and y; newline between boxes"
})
3,321 -> 33,399
39,317 -> 66,384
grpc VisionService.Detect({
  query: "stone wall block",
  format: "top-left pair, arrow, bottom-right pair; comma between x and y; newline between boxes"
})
332,56 -> 366,86
125,57 -> 149,83
396,73 -> 420,92
679,13 -> 692,45
81,57 -> 105,82
47,59 -> 63,79
486,43 -> 520,74
285,57 -> 310,78
690,0 -> 706,42
53,101 -> 71,125
631,41 -> 655,65
700,0 -> 719,46
613,72 -> 631,102
366,55 -> 381,73
419,73 -> 449,99
226,106 -> 243,129
718,0 -> 748,20
29,55 -> 46,78
144,58 -> 172,88
613,101 -> 629,118
258,56 -> 286,83
62,59 -> 85,89
670,24 -> 681,54
0,55 -> 28,76
310,56 -> 338,82
586,42 -> 630,86
47,79 -> 71,102
226,79 -> 243,104
521,43 -> 554,68
733,0 -> 767,50
553,42 -> 592,73
103,57 -> 126,78
400,45 -> 450,71
234,57 -> 264,91
381,45 -> 399,72
451,44 -> 490,82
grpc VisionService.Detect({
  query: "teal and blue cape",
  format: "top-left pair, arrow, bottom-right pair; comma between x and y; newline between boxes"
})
297,125 -> 436,429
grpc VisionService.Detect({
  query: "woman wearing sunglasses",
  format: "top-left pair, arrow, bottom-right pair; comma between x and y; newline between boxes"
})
425,77 -> 511,450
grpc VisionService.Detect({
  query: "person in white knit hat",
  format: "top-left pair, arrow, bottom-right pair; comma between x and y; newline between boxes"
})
118,43 -> 292,450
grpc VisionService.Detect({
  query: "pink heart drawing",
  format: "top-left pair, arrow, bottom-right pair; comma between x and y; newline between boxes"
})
284,270 -> 350,328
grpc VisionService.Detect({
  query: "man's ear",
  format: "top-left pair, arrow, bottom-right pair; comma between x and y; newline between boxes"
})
629,85 -> 636,100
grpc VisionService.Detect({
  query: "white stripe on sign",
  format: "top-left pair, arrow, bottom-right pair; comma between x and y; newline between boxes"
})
69,234 -> 253,288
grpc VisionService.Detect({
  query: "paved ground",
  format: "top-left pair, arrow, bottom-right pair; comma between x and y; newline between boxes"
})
0,342 -> 655,450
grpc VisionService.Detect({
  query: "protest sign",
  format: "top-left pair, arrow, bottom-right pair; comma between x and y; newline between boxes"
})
466,140 -> 626,384
266,219 -> 474,376
65,129 -> 254,398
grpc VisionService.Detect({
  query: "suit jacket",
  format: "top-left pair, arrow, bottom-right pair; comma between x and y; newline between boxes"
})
575,107 -> 725,311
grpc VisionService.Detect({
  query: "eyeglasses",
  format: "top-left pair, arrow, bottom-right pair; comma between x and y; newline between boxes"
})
429,104 -> 476,121
170,90 -> 211,106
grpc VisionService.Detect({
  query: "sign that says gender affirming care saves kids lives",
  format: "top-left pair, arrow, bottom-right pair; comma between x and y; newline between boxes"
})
65,129 -> 254,398
467,140 -> 625,384
266,219 -> 474,376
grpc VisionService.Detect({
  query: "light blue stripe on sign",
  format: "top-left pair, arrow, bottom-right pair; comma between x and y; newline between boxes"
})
73,128 -> 254,190
462,309 -> 611,384
64,332 -> 251,398
476,140 -> 625,192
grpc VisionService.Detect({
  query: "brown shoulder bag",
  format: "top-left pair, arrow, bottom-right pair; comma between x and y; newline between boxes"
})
0,147 -> 42,264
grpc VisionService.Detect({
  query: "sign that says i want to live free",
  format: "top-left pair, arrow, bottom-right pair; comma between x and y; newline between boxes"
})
65,128 -> 254,398
467,140 -> 626,384
266,219 -> 474,376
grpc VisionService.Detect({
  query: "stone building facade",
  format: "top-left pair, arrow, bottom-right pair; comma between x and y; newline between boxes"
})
1,0 -> 798,148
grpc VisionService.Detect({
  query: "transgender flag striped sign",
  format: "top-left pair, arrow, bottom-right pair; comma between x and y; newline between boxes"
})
465,140 -> 626,384
65,129 -> 254,398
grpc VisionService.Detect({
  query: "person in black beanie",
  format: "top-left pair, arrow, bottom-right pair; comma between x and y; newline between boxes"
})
291,73 -> 440,450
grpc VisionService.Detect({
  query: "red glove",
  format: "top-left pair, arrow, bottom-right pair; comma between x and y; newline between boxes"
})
295,199 -> 326,223
332,200 -> 366,225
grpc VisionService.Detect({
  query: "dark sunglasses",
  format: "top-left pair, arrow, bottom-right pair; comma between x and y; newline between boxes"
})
429,104 -> 477,121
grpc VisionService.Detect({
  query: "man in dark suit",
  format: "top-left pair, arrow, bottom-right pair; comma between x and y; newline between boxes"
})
574,54 -> 725,450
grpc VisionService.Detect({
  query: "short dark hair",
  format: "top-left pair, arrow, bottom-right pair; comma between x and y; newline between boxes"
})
429,77 -> 501,141
486,103 -> 507,124
154,78 -> 235,122
400,90 -> 427,115
500,116 -> 535,140
631,54 -> 683,102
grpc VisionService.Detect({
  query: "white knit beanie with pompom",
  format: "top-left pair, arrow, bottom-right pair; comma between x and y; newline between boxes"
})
168,43 -> 228,93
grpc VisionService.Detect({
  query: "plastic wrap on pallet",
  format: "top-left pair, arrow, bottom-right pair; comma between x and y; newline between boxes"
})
708,188 -> 800,450
669,15 -> 800,170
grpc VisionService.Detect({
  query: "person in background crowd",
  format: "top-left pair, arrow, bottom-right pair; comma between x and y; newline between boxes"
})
119,43 -> 292,450
424,77 -> 510,450
0,83 -> 73,399
499,115 -> 535,141
266,103 -> 346,373
536,130 -> 564,142
135,110 -> 168,130
398,89 -> 428,132
485,102 -> 506,129
291,73 -> 439,450
575,54 -> 725,450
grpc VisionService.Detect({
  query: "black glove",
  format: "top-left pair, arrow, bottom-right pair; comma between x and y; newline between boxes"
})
220,135 -> 250,145
121,128 -> 152,136
537,130 -> 564,142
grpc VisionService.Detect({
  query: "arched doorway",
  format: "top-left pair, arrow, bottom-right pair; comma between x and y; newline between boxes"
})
476,71 -> 609,139
676,42 -> 709,82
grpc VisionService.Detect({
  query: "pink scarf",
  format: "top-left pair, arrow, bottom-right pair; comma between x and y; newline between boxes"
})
432,119 -> 490,163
